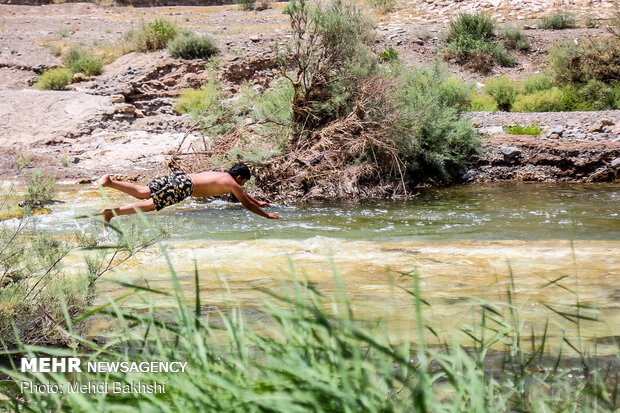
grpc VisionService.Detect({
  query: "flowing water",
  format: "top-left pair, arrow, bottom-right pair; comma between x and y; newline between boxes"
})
7,181 -> 620,354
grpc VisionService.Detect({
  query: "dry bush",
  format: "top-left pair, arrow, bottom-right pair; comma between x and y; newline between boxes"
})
462,50 -> 494,73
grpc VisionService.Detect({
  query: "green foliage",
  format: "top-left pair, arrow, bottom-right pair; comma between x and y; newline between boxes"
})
548,38 -> 620,85
22,169 -> 55,210
511,87 -> 570,112
379,46 -> 399,62
34,67 -> 72,90
484,76 -> 519,111
584,15 -> 598,28
252,79 -> 294,127
605,83 -> 620,109
446,12 -> 495,42
393,64 -> 482,182
56,28 -> 69,37
125,19 -> 179,52
539,11 -> 577,30
234,0 -> 255,11
503,122 -> 543,135
490,43 -> 516,67
15,153 -> 30,171
469,91 -> 498,111
521,73 -> 553,94
437,76 -> 473,110
174,82 -> 221,118
167,31 -> 218,60
62,47 -> 103,76
499,26 -> 530,51
282,0 -> 377,133
444,13 -> 516,70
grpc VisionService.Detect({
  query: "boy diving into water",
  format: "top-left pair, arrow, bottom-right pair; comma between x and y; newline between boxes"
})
99,163 -> 282,222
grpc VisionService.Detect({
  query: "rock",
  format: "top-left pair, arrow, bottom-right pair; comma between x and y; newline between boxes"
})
611,158 -> 620,169
501,146 -> 522,160
72,72 -> 88,82
117,104 -> 136,114
481,126 -> 504,134
549,125 -> 564,135
134,109 -> 145,118
612,125 -> 620,135
461,170 -> 477,180
110,94 -> 125,103
67,156 -> 80,164
548,133 -> 560,139
589,119 -> 615,132
32,64 -> 49,74
415,38 -> 425,45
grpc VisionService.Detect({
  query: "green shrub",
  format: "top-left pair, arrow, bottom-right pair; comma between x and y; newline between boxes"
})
444,13 -> 516,70
34,67 -> 72,90
234,0 -> 255,10
283,0 -> 378,134
511,87 -> 569,112
174,82 -> 221,117
604,83 -> 620,109
539,11 -> 577,30
584,15 -> 597,28
499,26 -> 530,51
168,32 -> 218,59
22,169 -> 55,209
503,122 -> 543,135
394,64 -> 482,181
522,74 -> 553,94
126,19 -> 179,52
469,91 -> 497,111
577,79 -> 611,110
548,38 -> 620,85
62,47 -> 103,76
446,12 -> 494,43
253,79 -> 294,126
437,77 -> 473,110
491,43 -> 516,67
484,76 -> 519,111
447,35 -> 494,57
379,46 -> 399,62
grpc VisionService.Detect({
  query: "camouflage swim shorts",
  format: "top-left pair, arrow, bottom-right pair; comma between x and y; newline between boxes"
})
147,172 -> 194,211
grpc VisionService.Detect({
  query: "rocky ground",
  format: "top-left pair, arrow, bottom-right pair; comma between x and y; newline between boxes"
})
0,1 -> 618,187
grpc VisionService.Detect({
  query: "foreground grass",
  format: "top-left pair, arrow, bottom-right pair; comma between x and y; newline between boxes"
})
0,213 -> 617,412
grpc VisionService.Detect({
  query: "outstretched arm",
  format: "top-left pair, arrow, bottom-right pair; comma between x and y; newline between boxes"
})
246,193 -> 271,207
231,185 -> 281,219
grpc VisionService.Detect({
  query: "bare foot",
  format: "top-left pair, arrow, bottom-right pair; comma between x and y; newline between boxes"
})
97,174 -> 112,188
101,209 -> 114,223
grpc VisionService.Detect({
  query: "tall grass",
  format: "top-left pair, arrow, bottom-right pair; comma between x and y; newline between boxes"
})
0,214 -> 617,411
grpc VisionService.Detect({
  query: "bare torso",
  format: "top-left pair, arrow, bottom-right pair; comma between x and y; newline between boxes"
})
188,171 -> 238,197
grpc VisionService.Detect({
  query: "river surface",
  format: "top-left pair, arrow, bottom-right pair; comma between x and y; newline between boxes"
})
7,182 -> 620,354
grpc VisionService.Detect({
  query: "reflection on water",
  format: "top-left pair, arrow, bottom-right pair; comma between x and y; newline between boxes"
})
8,182 -> 620,353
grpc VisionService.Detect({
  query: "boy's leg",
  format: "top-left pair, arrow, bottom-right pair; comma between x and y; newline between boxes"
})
97,174 -> 151,199
101,199 -> 157,222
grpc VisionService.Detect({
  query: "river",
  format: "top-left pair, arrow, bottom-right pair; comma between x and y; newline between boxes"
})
12,181 -> 620,354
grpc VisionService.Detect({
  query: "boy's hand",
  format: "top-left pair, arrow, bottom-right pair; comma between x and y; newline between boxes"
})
267,213 -> 282,219
257,200 -> 271,207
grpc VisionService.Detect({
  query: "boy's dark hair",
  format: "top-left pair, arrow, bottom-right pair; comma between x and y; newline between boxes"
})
228,163 -> 251,181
